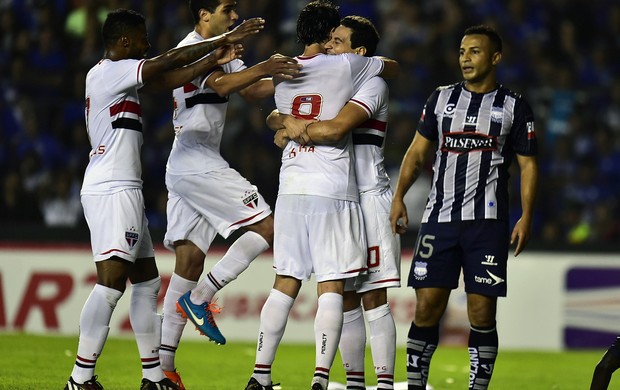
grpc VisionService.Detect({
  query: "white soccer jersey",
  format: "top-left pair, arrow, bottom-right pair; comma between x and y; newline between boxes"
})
275,53 -> 384,201
81,58 -> 146,195
349,76 -> 390,194
167,31 -> 247,175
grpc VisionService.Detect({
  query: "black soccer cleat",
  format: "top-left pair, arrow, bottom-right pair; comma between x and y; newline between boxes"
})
245,377 -> 280,390
140,377 -> 181,390
64,376 -> 104,390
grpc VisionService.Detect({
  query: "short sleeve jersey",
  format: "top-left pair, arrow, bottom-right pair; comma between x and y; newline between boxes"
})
166,31 -> 247,175
274,53 -> 384,201
418,82 -> 537,223
349,76 -> 390,194
81,58 -> 146,195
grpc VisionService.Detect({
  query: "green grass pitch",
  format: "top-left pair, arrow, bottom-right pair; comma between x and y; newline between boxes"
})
0,333 -> 615,389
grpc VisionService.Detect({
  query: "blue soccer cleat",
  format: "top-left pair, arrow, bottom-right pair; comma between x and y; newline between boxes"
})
176,291 -> 226,345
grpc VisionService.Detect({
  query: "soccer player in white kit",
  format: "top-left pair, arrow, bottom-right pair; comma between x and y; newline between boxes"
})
64,8 -> 263,390
244,3 -> 399,390
158,1 -> 301,387
268,16 -> 401,390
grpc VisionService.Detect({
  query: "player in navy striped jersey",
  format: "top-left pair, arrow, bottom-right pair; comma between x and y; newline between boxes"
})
268,16 -> 400,390
65,8 -> 262,390
390,25 -> 538,390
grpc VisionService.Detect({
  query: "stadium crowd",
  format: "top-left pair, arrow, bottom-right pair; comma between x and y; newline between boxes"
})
1,0 -> 620,248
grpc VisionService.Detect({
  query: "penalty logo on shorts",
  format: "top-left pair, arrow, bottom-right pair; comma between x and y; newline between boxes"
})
125,227 -> 139,249
413,261 -> 428,280
242,191 -> 259,209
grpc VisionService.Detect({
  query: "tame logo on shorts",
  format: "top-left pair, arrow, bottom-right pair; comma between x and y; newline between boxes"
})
413,261 -> 428,280
474,270 -> 504,286
242,191 -> 259,209
125,229 -> 139,248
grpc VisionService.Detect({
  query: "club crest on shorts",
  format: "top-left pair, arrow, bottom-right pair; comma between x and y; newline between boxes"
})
413,261 -> 428,280
125,228 -> 139,248
242,190 -> 259,209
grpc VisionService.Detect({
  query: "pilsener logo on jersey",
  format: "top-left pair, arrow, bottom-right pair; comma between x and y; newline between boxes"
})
441,132 -> 497,154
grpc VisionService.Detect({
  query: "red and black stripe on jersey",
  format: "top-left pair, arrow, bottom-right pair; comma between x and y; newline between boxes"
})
182,82 -> 228,108
419,82 -> 537,223
109,99 -> 142,132
352,118 -> 387,147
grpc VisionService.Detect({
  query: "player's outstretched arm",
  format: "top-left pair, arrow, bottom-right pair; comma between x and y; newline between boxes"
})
510,154 -> 538,256
141,44 -> 243,93
390,132 -> 434,234
208,53 -> 301,100
141,18 -> 264,83
376,56 -> 400,79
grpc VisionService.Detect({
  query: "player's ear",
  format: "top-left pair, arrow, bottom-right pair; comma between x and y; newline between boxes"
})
492,51 -> 502,66
121,36 -> 130,47
199,8 -> 210,23
355,46 -> 367,56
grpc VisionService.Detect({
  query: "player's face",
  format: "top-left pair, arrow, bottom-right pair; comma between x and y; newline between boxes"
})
127,24 -> 150,60
208,0 -> 239,36
325,25 -> 355,55
459,34 -> 500,84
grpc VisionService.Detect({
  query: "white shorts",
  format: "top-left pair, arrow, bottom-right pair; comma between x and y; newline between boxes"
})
164,168 -> 272,253
81,189 -> 155,263
345,189 -> 401,293
273,194 -> 367,283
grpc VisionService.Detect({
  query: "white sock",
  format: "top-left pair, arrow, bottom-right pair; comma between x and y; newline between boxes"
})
160,273 -> 197,371
252,288 -> 294,386
339,306 -> 366,387
130,276 -> 165,382
367,303 -> 396,389
192,231 -> 269,303
313,292 -> 343,386
71,284 -> 121,383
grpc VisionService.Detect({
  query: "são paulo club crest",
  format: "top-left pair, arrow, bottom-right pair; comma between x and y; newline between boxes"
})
125,227 -> 139,249
413,261 -> 428,280
242,190 -> 259,209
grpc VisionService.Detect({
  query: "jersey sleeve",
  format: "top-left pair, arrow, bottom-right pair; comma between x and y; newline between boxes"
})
417,89 -> 440,141
110,59 -> 146,93
349,77 -> 388,118
510,97 -> 538,156
346,54 -> 384,94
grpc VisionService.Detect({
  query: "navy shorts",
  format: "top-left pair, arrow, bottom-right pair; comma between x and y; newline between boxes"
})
407,219 -> 509,297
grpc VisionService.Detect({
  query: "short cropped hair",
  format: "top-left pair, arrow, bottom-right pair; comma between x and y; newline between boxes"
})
188,0 -> 221,24
296,0 -> 340,45
464,24 -> 503,54
102,9 -> 145,46
340,15 -> 380,57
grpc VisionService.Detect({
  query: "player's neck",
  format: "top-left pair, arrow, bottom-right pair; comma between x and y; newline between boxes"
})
464,78 -> 497,94
302,43 -> 325,57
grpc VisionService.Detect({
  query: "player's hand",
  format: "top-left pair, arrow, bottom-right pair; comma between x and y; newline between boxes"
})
510,217 -> 531,257
215,44 -> 244,65
274,129 -> 290,149
262,53 -> 302,79
390,198 -> 408,235
224,18 -> 264,43
282,115 -> 315,144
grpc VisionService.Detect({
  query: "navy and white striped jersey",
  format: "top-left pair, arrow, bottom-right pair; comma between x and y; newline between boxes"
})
418,82 -> 537,223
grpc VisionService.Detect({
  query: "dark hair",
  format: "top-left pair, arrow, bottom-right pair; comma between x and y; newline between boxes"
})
102,9 -> 145,46
464,24 -> 502,54
188,0 -> 221,24
296,0 -> 340,45
340,15 -> 379,57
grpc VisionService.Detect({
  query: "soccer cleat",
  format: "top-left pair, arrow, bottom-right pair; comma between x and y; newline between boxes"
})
310,382 -> 325,390
176,291 -> 226,345
163,370 -> 186,390
245,377 -> 280,390
140,377 -> 181,390
64,375 -> 104,390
